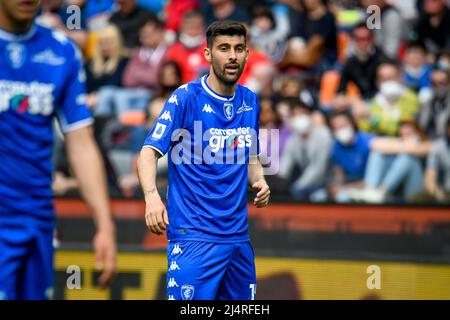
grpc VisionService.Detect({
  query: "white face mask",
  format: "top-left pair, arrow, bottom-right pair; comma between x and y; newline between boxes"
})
179,33 -> 204,49
380,80 -> 405,101
291,115 -> 311,135
334,127 -> 354,145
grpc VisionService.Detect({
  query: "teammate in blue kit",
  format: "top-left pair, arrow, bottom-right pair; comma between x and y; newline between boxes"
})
0,0 -> 116,299
138,20 -> 270,300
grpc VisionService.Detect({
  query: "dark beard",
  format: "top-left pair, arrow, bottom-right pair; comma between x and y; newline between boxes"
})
211,58 -> 244,86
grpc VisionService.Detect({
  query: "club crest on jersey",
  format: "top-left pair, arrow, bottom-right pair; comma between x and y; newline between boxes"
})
6,43 -> 27,69
181,285 -> 194,300
223,102 -> 234,120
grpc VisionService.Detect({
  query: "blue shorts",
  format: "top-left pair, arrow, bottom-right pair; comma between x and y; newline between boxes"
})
0,225 -> 54,300
166,240 -> 256,300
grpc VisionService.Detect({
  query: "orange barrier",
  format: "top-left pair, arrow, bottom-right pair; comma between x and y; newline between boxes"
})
55,199 -> 450,235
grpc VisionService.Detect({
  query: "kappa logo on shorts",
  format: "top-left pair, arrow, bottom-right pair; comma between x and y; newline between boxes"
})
169,261 -> 180,271
168,278 -> 179,288
172,244 -> 183,255
181,285 -> 195,300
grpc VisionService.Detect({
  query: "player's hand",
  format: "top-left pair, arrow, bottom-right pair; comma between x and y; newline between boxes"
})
252,180 -> 270,208
93,226 -> 117,288
145,190 -> 169,235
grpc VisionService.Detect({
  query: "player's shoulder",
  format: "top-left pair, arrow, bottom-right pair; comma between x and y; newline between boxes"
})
168,78 -> 204,103
236,83 -> 260,105
34,23 -> 83,61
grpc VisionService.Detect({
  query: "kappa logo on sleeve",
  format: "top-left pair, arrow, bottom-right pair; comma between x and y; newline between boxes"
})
168,94 -> 178,106
159,111 -> 172,122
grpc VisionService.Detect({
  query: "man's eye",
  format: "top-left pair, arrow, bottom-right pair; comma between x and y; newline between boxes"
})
219,47 -> 227,51
236,47 -> 244,52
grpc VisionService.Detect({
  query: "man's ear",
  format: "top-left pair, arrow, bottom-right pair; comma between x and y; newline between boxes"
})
204,47 -> 212,63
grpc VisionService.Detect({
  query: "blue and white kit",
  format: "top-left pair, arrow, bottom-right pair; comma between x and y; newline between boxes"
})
143,75 -> 260,300
0,24 -> 92,299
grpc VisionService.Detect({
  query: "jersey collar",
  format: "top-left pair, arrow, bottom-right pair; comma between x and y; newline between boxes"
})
201,75 -> 236,102
0,24 -> 37,42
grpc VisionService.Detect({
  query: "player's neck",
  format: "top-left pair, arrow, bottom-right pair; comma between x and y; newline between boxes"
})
206,73 -> 236,97
0,14 -> 33,34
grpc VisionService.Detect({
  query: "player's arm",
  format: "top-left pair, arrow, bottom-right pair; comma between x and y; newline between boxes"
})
137,147 -> 168,235
248,157 -> 270,208
65,125 -> 117,287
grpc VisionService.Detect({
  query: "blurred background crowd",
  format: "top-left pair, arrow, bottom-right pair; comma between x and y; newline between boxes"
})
45,0 -> 450,205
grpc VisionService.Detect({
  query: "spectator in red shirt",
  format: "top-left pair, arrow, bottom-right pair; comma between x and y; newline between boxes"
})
164,9 -> 209,83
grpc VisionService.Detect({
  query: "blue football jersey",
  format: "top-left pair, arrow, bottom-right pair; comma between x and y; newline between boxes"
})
0,25 -> 92,228
143,75 -> 260,242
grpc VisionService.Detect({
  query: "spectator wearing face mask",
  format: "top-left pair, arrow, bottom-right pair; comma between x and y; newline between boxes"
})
424,118 -> 450,204
278,99 -> 332,201
436,49 -> 450,71
418,68 -> 450,138
327,111 -> 374,202
164,10 -> 210,83
354,120 -> 431,203
354,62 -> 420,137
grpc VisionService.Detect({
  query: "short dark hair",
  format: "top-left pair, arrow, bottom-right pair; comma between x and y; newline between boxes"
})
351,21 -> 372,36
206,20 -> 247,48
328,111 -> 359,132
143,15 -> 164,30
183,9 -> 204,22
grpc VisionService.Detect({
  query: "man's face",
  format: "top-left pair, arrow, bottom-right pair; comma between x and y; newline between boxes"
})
424,0 -> 446,15
352,28 -> 373,53
205,35 -> 248,85
405,48 -> 426,68
139,23 -> 162,48
377,64 -> 401,86
331,115 -> 351,132
116,0 -> 136,14
0,0 -> 41,22
182,16 -> 204,38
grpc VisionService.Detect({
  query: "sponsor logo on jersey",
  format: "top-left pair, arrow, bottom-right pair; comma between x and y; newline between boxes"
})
208,127 -> 252,153
0,80 -> 55,116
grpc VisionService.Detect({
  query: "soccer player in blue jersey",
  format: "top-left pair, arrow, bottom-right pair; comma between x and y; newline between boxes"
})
0,0 -> 116,299
138,20 -> 270,300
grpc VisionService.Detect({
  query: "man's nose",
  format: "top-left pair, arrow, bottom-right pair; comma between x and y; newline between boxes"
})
229,49 -> 237,61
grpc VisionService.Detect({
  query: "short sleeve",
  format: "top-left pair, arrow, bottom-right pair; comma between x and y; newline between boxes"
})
143,85 -> 189,156
56,43 -> 93,132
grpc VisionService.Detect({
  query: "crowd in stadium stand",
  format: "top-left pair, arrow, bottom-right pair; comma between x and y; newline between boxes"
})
47,0 -> 450,204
